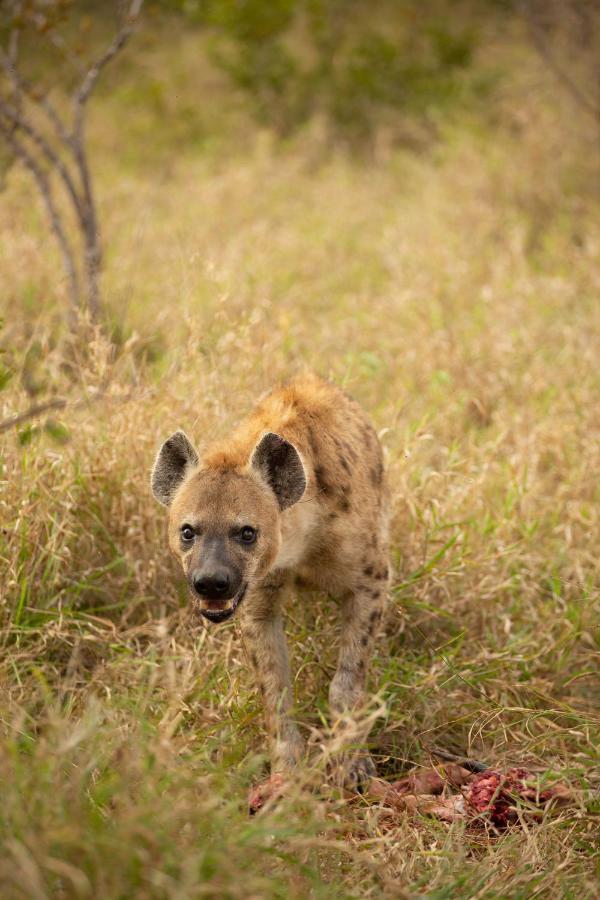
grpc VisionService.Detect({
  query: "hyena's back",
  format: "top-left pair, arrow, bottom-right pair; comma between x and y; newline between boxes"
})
203,372 -> 388,593
204,372 -> 385,512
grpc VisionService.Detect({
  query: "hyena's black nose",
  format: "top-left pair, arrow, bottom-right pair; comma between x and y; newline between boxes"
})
193,571 -> 231,600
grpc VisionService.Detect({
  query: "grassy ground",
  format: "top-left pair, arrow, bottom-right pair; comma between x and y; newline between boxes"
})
1,11 -> 599,898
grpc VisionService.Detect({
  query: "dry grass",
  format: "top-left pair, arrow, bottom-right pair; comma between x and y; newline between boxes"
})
0,12 -> 599,898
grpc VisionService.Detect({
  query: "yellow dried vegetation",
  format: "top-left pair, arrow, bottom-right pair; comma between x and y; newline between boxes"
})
0,14 -> 598,898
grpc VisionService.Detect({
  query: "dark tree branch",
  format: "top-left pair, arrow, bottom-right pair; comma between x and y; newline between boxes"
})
0,119 -> 80,313
29,9 -> 86,76
0,388 -> 137,434
519,1 -> 600,122
0,49 -> 72,147
0,398 -> 68,434
72,0 -> 144,139
0,98 -> 85,223
0,0 -> 145,326
69,0 -> 144,319
7,14 -> 21,117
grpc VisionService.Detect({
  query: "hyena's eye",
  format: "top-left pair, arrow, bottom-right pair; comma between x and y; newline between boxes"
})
239,526 -> 257,544
180,524 -> 195,543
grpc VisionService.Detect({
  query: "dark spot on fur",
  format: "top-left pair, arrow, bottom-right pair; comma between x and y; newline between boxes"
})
339,663 -> 356,676
363,565 -> 374,577
343,440 -> 358,463
369,609 -> 381,623
251,653 -> 258,669
264,573 -> 286,594
376,567 -> 389,581
361,634 -> 369,647
338,496 -> 350,512
314,465 -> 332,496
358,659 -> 365,672
259,683 -> 266,696
295,573 -> 311,589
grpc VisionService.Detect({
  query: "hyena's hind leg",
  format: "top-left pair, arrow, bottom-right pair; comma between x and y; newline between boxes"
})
329,557 -> 389,790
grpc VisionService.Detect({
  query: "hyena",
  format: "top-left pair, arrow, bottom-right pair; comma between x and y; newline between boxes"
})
151,372 -> 389,788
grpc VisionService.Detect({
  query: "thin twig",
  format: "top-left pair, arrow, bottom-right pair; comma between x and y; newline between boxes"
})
0,398 -> 68,434
0,49 -> 72,148
0,98 -> 85,223
0,119 -> 80,312
425,745 -> 489,773
519,1 -> 600,122
6,9 -> 22,126
72,0 -> 144,137
0,0 -> 145,324
29,10 -> 85,75
70,0 -> 144,320
0,388 -> 138,434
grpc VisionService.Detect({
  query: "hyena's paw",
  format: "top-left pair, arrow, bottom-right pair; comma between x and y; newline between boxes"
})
338,752 -> 377,794
273,735 -> 305,773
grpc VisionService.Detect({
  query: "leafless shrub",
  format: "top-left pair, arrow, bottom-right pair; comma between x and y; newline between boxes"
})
519,0 -> 600,122
0,0 -> 144,324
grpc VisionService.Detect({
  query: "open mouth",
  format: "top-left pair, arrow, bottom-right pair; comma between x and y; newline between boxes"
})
198,583 -> 247,624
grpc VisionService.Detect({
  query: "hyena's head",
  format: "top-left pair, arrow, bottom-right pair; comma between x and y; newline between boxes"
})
151,431 -> 306,623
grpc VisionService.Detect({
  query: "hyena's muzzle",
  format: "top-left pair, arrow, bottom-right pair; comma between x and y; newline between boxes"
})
189,535 -> 247,624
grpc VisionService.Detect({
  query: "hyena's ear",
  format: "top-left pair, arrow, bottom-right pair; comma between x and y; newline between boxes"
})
151,430 -> 199,507
251,432 -> 306,511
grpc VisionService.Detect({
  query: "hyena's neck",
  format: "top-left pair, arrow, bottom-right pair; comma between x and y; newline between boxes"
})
273,495 -> 320,571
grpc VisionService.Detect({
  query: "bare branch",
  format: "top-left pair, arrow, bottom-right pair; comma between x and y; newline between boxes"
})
0,98 -> 85,224
69,0 -> 144,320
28,10 -> 85,76
8,23 -> 19,67
72,0 -> 144,138
0,118 -> 80,313
0,398 -> 68,434
0,49 -> 72,147
519,1 -> 600,122
3,8 -> 23,135
0,388 -> 137,434
0,0 -> 145,326
7,11 -> 20,102
69,126 -> 101,319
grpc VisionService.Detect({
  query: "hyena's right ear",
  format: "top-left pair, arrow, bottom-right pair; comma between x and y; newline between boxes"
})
151,431 -> 199,507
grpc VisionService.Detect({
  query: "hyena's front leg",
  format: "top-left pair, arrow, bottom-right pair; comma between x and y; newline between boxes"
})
329,565 -> 388,789
240,576 -> 303,772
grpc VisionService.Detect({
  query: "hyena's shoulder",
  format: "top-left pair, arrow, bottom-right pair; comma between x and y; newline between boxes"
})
265,373 -> 385,512
203,372 -> 384,501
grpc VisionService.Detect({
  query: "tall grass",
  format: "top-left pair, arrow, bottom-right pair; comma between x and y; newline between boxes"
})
0,11 -> 598,897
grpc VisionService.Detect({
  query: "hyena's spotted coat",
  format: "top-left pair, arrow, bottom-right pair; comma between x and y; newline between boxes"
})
151,372 -> 389,788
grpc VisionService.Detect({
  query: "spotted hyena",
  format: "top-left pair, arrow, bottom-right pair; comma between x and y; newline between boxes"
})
151,372 -> 389,788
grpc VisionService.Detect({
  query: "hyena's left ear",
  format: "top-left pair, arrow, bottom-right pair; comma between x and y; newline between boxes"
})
251,432 -> 306,510
151,430 -> 199,507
